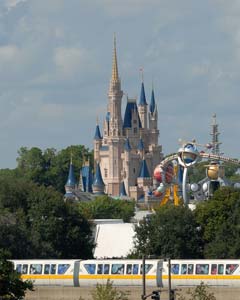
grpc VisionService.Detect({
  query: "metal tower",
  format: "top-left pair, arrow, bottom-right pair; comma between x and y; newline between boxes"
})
210,113 -> 222,155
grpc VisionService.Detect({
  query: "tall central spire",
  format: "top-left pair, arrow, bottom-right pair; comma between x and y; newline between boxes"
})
111,34 -> 119,82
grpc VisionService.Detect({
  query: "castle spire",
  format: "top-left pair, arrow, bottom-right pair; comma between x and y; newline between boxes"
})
111,34 -> 119,82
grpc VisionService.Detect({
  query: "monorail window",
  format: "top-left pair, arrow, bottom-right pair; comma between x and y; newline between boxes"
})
16,264 -> 22,273
126,264 -> 132,274
97,264 -> 103,274
104,264 -> 109,274
30,264 -> 42,274
133,264 -> 139,274
140,264 -> 153,274
58,264 -> 70,274
226,264 -> 238,275
22,264 -> 28,274
50,264 -> 56,274
111,264 -> 124,274
188,264 -> 194,274
181,264 -> 187,274
84,264 -> 96,274
211,264 -> 217,275
171,264 -> 179,274
218,264 -> 224,275
196,264 -> 209,275
44,264 -> 50,274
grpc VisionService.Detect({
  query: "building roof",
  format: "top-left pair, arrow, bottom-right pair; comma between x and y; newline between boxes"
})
139,82 -> 147,105
138,159 -> 150,178
149,89 -> 156,113
93,163 -> 105,187
124,138 -> 131,151
119,181 -> 127,196
94,124 -> 102,140
93,223 -> 134,258
65,162 -> 76,187
137,138 -> 144,151
123,99 -> 142,129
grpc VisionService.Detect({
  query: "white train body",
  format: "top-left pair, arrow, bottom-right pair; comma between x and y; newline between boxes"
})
11,258 -> 240,288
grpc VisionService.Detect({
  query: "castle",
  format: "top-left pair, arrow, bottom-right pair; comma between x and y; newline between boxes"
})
93,37 -> 163,201
65,38 -> 163,201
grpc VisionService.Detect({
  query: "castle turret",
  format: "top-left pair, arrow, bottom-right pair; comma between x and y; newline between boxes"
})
64,158 -> 77,200
138,82 -> 148,130
149,88 -> 159,146
94,123 -> 102,169
92,162 -> 105,194
106,35 -> 123,138
119,181 -> 127,197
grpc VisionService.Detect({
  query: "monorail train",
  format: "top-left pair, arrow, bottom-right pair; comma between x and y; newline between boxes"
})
11,259 -> 240,288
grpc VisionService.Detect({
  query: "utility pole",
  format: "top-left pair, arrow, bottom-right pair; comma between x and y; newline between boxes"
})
168,258 -> 171,300
142,255 -> 146,300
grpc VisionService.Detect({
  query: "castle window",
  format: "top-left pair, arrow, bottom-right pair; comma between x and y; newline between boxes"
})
104,168 -> 108,178
133,128 -> 137,134
133,168 -> 135,174
133,120 -> 137,124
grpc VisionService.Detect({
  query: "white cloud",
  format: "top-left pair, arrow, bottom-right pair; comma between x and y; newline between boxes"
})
54,47 -> 88,78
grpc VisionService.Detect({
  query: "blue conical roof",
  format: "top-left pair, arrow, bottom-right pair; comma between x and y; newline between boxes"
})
123,100 -> 142,129
120,181 -> 127,196
139,82 -> 147,105
93,163 -> 105,187
124,138 -> 131,151
65,162 -> 76,187
137,138 -> 144,151
138,159 -> 150,178
94,124 -> 102,140
149,89 -> 156,113
81,165 -> 93,192
106,111 -> 110,122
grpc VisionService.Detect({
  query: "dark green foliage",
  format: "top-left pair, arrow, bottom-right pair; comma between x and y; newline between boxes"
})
0,250 -> 33,300
78,195 -> 135,222
195,187 -> 240,258
132,204 -> 203,258
0,177 -> 94,259
16,145 -> 93,193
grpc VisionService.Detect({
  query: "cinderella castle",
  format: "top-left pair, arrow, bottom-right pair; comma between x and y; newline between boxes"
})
65,38 -> 163,201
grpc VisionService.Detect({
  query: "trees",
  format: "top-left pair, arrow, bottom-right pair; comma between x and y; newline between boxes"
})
132,204 -> 203,258
0,177 -> 94,259
0,250 -> 33,300
195,187 -> 240,258
16,145 -> 93,193
78,195 -> 135,222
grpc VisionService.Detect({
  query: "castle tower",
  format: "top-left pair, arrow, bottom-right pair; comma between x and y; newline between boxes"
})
104,35 -> 123,138
64,157 -> 77,200
92,162 -> 105,194
149,88 -> 159,146
138,81 -> 148,133
93,37 -> 163,200
210,113 -> 222,155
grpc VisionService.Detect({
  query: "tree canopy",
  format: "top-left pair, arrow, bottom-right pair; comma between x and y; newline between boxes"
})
0,250 -> 33,300
0,176 -> 94,259
132,204 -> 203,258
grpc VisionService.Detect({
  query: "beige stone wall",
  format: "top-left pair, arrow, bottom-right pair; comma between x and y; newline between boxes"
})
26,286 -> 240,300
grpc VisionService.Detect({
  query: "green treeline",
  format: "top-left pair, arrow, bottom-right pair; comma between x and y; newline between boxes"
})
0,145 -> 240,259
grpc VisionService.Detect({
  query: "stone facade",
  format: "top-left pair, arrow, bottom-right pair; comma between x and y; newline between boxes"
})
94,38 -> 163,201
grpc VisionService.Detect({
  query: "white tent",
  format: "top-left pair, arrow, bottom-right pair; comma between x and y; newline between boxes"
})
93,222 -> 135,258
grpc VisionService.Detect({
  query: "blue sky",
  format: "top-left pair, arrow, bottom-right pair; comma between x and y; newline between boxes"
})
0,0 -> 239,168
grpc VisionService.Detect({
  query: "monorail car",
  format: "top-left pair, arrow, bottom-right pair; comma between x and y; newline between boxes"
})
11,259 -> 240,288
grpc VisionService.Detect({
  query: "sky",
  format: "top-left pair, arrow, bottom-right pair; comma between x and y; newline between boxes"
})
0,0 -> 239,169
